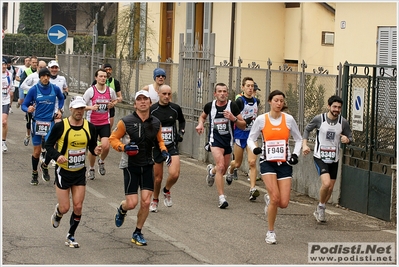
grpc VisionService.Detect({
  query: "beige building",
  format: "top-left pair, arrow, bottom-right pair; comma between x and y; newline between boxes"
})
117,2 -> 396,74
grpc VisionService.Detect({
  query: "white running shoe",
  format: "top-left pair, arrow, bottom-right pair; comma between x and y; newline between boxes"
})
225,166 -> 233,185
163,192 -> 173,207
206,164 -> 215,186
218,195 -> 228,209
314,205 -> 326,222
65,234 -> 80,248
149,201 -> 159,212
265,231 -> 277,244
2,141 -> 8,153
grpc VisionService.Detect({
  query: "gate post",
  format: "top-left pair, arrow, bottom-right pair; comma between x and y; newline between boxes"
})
391,165 -> 397,223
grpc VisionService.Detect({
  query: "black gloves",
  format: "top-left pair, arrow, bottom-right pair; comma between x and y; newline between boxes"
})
175,130 -> 184,142
253,147 -> 262,155
161,150 -> 172,167
287,154 -> 299,166
244,117 -> 253,126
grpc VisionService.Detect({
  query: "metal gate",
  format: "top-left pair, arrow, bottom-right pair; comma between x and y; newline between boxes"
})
340,63 -> 397,221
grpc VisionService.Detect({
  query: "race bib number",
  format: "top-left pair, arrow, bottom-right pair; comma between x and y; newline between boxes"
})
265,140 -> 286,161
2,88 -> 8,97
35,121 -> 51,136
213,118 -> 229,135
67,148 -> 86,169
320,145 -> 336,163
161,126 -> 174,145
96,99 -> 110,113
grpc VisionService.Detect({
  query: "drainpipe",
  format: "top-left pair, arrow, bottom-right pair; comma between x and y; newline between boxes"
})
229,3 -> 236,89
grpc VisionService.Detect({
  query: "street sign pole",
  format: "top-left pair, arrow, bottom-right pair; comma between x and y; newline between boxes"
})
47,24 -> 68,62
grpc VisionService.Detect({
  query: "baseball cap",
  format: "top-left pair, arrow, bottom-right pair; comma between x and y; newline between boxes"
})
48,60 -> 59,68
153,68 -> 166,80
2,58 -> 7,64
38,68 -> 51,77
69,96 -> 87,109
254,82 -> 261,91
135,90 -> 150,100
103,63 -> 112,69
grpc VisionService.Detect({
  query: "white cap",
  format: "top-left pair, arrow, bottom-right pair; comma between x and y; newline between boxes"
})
69,96 -> 87,108
48,60 -> 59,68
135,90 -> 151,100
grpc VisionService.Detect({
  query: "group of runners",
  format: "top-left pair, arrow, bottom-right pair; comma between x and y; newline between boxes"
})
2,59 -> 352,247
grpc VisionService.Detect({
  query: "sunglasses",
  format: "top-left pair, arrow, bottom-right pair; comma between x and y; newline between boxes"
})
156,75 -> 166,78
162,92 -> 171,95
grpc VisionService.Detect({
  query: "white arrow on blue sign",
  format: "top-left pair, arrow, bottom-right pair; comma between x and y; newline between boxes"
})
47,24 -> 68,45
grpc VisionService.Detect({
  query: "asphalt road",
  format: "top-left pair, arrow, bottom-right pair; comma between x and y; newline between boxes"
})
2,106 -> 397,265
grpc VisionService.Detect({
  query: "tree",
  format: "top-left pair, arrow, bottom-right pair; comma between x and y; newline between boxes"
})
57,3 -> 117,36
19,3 -> 45,34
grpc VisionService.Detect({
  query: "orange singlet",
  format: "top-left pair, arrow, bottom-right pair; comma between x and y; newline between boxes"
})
261,113 -> 290,162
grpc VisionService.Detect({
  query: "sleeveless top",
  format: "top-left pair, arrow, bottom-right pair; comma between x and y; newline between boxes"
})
57,118 -> 91,171
86,85 -> 111,126
148,84 -> 159,103
261,113 -> 290,162
314,113 -> 343,163
234,96 -> 258,139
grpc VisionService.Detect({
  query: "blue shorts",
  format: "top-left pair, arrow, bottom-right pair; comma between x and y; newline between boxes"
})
19,90 -> 26,100
260,160 -> 292,180
31,120 -> 55,146
234,139 -> 248,148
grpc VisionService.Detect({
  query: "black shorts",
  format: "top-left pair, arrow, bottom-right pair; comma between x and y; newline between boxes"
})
109,107 -> 115,118
54,166 -> 87,189
95,124 -> 111,138
260,160 -> 292,179
313,157 -> 339,179
209,138 -> 232,155
123,165 -> 154,195
153,143 -> 179,163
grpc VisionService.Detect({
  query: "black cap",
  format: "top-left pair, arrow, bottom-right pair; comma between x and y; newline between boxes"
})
103,63 -> 112,69
254,82 -> 261,91
39,68 -> 51,77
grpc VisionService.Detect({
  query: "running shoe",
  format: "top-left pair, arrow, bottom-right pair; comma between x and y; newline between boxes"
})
16,102 -> 20,108
225,166 -> 233,185
65,234 -> 80,248
9,107 -> 13,113
30,171 -> 39,185
249,188 -> 260,201
314,205 -> 326,223
98,159 -> 106,175
264,193 -> 270,215
24,135 -> 30,146
2,141 -> 7,153
115,205 -> 126,227
41,162 -> 50,182
88,169 -> 95,180
233,168 -> 238,180
132,232 -> 147,246
51,159 -> 56,167
149,200 -> 159,212
163,191 -> 173,207
218,196 -> 229,209
51,203 -> 62,228
265,231 -> 277,244
206,164 -> 215,187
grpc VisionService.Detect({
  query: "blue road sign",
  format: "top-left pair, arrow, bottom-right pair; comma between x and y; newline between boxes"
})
47,24 -> 68,45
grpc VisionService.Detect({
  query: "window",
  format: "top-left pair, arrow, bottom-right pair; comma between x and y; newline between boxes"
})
322,31 -> 334,46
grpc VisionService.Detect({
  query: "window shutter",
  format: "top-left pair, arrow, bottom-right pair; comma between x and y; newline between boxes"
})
377,27 -> 397,65
186,3 -> 195,47
203,3 -> 212,50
